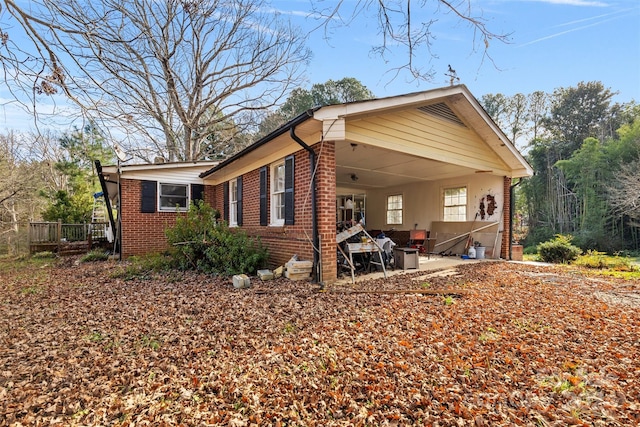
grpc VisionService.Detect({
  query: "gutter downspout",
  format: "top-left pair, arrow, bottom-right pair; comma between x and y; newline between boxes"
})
290,124 -> 321,286
509,178 -> 522,260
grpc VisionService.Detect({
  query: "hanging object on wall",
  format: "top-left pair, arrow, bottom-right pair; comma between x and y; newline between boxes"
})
479,194 -> 498,220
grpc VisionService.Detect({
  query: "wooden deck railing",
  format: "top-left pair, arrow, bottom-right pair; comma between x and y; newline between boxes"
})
28,221 -> 110,254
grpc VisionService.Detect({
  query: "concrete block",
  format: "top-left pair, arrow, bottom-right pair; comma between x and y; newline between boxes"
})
257,269 -> 274,280
232,274 -> 251,289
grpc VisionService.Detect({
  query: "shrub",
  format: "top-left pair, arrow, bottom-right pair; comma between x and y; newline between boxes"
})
165,201 -> 268,276
537,234 -> 582,264
80,250 -> 110,263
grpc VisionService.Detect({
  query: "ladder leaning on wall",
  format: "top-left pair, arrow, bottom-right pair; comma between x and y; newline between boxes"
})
91,192 -> 113,243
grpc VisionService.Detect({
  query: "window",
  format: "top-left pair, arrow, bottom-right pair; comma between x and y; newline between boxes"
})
444,187 -> 467,221
271,161 -> 286,225
159,183 -> 188,211
229,179 -> 238,226
386,194 -> 403,225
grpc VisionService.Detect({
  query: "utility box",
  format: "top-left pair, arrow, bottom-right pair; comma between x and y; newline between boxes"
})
393,247 -> 419,270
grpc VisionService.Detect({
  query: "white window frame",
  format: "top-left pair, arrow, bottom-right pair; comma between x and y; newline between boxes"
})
443,186 -> 467,221
158,182 -> 189,212
270,160 -> 286,226
229,178 -> 238,227
386,194 -> 403,225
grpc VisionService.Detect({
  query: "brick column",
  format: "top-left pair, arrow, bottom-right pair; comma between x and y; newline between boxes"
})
314,141 -> 337,283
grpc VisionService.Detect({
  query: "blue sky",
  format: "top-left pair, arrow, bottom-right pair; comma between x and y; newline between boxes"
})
1,0 -> 638,133
274,0 -> 640,103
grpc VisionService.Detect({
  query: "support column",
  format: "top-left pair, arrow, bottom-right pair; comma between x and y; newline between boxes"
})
314,141 -> 337,283
502,176 -> 512,259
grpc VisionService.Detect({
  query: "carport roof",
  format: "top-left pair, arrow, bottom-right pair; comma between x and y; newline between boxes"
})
199,84 -> 533,180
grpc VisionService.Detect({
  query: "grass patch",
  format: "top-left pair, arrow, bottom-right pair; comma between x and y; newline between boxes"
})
80,250 -> 110,263
32,251 -> 56,259
85,331 -> 105,342
573,250 -> 638,271
443,295 -> 455,306
110,253 -> 173,280
0,254 -> 55,273
140,335 -> 161,351
20,285 -> 43,295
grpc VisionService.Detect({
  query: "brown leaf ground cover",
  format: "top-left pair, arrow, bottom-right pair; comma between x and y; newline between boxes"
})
1,257 -> 639,426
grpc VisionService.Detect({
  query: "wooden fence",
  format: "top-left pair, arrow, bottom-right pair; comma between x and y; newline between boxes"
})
28,221 -> 110,255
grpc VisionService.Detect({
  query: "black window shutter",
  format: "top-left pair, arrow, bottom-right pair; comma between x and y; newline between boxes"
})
259,167 -> 268,226
191,184 -> 204,205
223,181 -> 229,222
236,177 -> 243,226
141,180 -> 157,213
284,155 -> 295,225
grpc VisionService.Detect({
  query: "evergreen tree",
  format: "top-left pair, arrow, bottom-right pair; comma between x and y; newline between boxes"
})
41,124 -> 114,223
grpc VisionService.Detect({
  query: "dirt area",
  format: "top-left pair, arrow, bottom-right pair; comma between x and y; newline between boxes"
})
0,257 -> 638,426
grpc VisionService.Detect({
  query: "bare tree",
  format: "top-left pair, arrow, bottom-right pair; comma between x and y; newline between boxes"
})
506,93 -> 529,149
528,91 -> 550,142
311,0 -> 510,82
1,0 -> 311,161
608,161 -> 640,226
0,131 -> 47,254
1,0 -> 509,161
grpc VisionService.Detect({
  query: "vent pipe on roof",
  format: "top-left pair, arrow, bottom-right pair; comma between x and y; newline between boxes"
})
290,125 -> 322,287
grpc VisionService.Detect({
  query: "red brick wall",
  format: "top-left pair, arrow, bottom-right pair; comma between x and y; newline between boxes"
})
502,176 -> 512,259
120,179 -> 214,257
212,141 -> 338,282
316,141 -> 337,282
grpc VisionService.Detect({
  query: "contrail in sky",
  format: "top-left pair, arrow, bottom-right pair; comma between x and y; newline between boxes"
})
519,7 -> 636,47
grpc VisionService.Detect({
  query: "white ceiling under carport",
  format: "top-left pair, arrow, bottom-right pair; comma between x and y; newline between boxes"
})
335,141 -> 482,190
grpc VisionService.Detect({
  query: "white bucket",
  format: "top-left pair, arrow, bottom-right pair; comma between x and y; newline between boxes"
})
476,246 -> 486,259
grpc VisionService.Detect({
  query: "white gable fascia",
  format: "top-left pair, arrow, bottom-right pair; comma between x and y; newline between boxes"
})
313,86 -> 464,121
454,91 -> 533,177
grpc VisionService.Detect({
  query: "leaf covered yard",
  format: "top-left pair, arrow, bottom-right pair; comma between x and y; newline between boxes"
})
1,258 -> 638,426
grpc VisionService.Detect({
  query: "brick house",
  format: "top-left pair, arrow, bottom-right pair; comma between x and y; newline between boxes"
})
99,85 -> 532,283
98,161 -> 219,257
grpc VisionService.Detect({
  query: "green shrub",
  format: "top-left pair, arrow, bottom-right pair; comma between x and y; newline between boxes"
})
537,234 -> 582,264
80,250 -> 110,263
165,201 -> 268,276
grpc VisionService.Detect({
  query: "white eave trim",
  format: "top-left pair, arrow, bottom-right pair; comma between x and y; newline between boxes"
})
313,85 -> 468,121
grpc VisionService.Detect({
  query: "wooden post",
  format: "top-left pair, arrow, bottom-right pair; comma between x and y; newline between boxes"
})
57,219 -> 62,253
